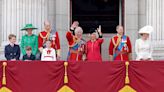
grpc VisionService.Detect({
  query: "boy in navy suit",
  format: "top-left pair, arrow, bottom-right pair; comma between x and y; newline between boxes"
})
5,34 -> 20,61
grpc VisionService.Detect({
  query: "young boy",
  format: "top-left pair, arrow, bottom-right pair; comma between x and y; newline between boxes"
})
5,34 -> 20,61
41,40 -> 56,61
23,46 -> 35,61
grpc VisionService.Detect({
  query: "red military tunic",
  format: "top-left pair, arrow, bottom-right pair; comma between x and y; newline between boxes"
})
66,31 -> 85,61
109,35 -> 132,61
38,31 -> 60,55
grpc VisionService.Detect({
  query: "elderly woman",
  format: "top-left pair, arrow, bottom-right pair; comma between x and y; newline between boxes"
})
66,21 -> 86,61
86,26 -> 104,61
20,24 -> 38,58
135,25 -> 153,61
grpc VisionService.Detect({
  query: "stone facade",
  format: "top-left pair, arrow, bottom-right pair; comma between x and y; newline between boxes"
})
0,0 -> 163,60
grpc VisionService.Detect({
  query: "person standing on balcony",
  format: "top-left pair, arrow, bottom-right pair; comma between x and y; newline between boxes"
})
22,46 -> 36,61
41,40 -> 56,61
66,21 -> 86,61
20,24 -> 38,60
135,25 -> 153,61
85,26 -> 104,61
38,21 -> 61,60
109,25 -> 132,61
5,34 -> 20,61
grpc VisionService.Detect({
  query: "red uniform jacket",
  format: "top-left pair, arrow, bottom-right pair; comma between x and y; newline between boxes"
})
38,31 -> 60,50
109,35 -> 132,61
66,31 -> 85,61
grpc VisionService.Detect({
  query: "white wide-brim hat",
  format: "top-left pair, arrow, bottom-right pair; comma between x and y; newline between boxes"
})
139,25 -> 153,34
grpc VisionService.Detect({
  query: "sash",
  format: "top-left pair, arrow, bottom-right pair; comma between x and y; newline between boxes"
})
113,35 -> 127,59
67,39 -> 86,60
67,43 -> 79,60
40,31 -> 57,48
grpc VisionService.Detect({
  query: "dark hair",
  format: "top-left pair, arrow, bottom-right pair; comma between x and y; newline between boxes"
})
8,34 -> 16,40
140,34 -> 143,36
89,28 -> 96,34
26,46 -> 32,51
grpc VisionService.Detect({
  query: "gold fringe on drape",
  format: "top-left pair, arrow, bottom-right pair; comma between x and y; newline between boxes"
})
57,62 -> 75,92
118,62 -> 137,92
0,62 -> 12,92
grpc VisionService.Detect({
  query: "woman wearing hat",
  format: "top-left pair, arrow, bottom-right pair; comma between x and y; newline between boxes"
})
135,25 -> 153,61
85,26 -> 104,61
20,24 -> 38,59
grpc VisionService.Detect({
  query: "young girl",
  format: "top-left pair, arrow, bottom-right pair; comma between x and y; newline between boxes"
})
41,40 -> 56,61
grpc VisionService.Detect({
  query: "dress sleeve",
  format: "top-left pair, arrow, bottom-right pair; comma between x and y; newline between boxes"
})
135,39 -> 139,56
149,41 -> 153,57
20,36 -> 26,55
33,35 -> 38,55
97,38 -> 104,44
53,49 -> 57,61
41,49 -> 45,60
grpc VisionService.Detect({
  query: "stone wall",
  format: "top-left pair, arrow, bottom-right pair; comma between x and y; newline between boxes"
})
125,0 -> 139,59
2,0 -> 162,60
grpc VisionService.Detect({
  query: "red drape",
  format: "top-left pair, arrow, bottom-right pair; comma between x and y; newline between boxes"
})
0,61 -> 164,92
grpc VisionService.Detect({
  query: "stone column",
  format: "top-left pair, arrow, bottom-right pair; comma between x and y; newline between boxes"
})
138,0 -> 146,28
0,0 -> 2,46
48,0 -> 56,26
146,0 -> 164,60
56,0 -> 70,60
125,0 -> 139,59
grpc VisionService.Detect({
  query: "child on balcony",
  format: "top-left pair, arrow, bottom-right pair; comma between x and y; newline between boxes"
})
5,34 -> 20,61
22,46 -> 35,61
41,40 -> 56,61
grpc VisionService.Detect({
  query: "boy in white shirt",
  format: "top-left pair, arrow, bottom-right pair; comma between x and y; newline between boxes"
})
41,40 -> 56,61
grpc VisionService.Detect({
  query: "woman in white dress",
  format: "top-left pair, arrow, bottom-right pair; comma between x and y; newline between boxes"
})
135,26 -> 153,61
